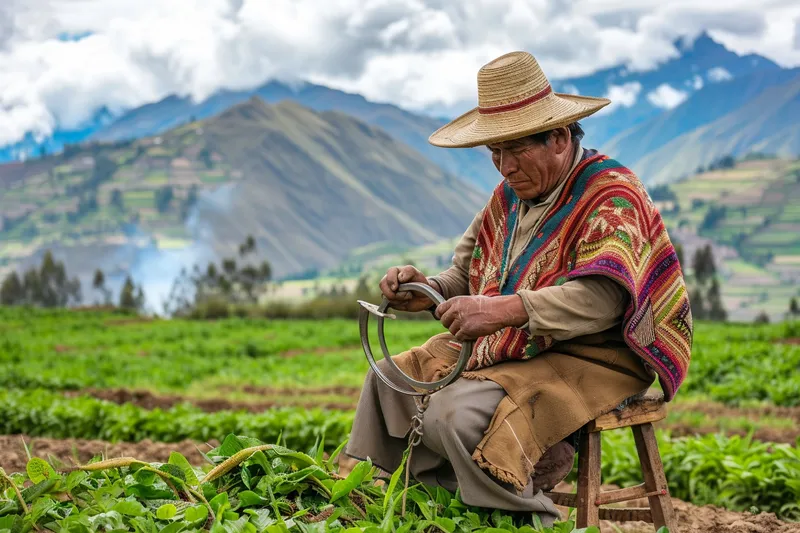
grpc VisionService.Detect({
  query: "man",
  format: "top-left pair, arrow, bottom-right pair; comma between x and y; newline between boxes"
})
345,51 -> 692,525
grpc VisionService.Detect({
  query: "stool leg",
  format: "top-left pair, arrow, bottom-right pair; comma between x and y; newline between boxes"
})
576,431 -> 601,527
632,423 -> 677,531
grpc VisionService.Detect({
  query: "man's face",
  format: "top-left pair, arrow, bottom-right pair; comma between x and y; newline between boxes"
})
486,128 -> 572,201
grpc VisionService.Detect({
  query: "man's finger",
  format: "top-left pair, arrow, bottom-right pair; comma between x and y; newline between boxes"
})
386,267 -> 400,291
434,299 -> 452,320
439,304 -> 459,328
379,276 -> 394,298
447,318 -> 462,338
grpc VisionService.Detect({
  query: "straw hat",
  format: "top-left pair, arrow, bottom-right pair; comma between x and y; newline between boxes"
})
429,51 -> 610,148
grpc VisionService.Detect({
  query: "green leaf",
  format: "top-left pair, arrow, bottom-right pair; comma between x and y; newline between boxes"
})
210,492 -> 230,516
158,464 -> 186,483
25,458 -> 57,484
238,491 -> 269,508
156,504 -> 178,520
29,496 -> 56,523
113,500 -> 146,517
326,440 -> 349,472
125,484 -> 175,500
168,453 -> 199,486
185,505 -> 209,526
159,521 -> 188,533
244,509 -> 275,531
330,459 -> 372,502
218,435 -> 247,457
383,449 -> 408,513
134,469 -> 157,485
66,471 -> 88,491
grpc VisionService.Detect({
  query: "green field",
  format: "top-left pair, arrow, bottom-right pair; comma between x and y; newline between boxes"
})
1,307 -> 800,533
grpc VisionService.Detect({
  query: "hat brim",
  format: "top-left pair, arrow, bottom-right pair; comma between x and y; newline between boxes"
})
428,92 -> 610,148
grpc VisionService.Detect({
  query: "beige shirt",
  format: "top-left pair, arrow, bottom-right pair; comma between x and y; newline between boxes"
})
429,144 -> 628,341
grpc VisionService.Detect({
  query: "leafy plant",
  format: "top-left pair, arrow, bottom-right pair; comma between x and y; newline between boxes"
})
0,434 -> 606,533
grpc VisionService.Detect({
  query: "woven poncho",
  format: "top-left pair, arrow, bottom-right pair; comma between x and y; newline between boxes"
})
468,152 -> 693,400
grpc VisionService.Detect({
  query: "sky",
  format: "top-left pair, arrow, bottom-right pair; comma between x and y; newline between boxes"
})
1,0 -> 800,147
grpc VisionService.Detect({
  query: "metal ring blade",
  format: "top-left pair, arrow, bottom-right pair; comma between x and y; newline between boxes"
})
359,281 -> 473,395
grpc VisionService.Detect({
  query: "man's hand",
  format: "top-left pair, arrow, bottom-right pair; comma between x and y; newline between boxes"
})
379,265 -> 440,312
435,295 -> 528,341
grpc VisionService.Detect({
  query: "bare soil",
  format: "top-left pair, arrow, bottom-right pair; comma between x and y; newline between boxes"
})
670,401 -> 800,422
63,387 -> 359,412
0,434 -> 218,473
662,421 -> 799,445
62,388 -> 800,444
549,482 -> 800,533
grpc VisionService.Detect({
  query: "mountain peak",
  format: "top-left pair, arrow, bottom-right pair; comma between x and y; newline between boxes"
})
674,30 -> 725,54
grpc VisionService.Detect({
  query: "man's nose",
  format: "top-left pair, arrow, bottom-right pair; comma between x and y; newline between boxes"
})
499,150 -> 517,178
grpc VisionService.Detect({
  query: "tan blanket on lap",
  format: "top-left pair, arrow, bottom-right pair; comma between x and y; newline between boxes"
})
391,331 -> 654,491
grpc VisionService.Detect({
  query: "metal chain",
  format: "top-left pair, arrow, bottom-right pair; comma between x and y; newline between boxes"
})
402,393 -> 431,517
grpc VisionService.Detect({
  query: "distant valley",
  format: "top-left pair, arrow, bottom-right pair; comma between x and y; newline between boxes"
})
0,98 -> 485,308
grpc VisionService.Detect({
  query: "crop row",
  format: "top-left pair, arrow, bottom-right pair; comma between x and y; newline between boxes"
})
1,390 -> 799,519
3,307 -> 800,406
0,433 -> 602,533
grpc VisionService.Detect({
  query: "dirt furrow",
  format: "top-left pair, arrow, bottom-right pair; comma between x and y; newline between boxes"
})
62,387 -> 359,412
0,434 -> 218,474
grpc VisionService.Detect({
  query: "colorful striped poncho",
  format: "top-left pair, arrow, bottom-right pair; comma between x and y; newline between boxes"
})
468,152 -> 693,400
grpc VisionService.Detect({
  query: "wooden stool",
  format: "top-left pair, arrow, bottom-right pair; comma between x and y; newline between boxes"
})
544,391 -> 677,531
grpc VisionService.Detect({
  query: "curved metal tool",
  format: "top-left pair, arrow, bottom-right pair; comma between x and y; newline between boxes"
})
358,282 -> 473,396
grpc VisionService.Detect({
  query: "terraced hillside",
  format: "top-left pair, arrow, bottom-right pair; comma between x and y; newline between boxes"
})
656,156 -> 800,320
0,98 -> 485,294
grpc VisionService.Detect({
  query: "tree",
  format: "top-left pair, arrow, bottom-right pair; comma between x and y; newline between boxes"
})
707,279 -> 727,322
692,245 -> 716,285
0,272 -> 24,305
674,243 -> 686,272
239,235 -> 256,257
119,275 -> 143,311
110,189 -> 124,210
181,185 -> 199,220
754,311 -> 770,324
2,251 -> 81,307
163,237 -> 272,316
699,205 -> 727,232
92,269 -> 112,305
155,186 -> 174,213
199,147 -> 213,169
689,288 -> 707,320
790,297 -> 799,317
36,251 -> 81,307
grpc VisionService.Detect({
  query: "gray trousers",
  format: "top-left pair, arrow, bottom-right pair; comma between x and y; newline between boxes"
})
345,359 -> 561,524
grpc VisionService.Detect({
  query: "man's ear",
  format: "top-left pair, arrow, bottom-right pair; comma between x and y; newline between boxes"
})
551,127 -> 571,154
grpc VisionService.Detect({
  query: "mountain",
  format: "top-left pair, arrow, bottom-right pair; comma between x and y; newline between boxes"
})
0,81 -> 496,191
627,73 -> 800,184
602,67 -> 800,181
652,156 -> 800,321
0,97 -> 486,305
552,32 -> 782,146
0,107 -> 115,162
190,97 -> 486,273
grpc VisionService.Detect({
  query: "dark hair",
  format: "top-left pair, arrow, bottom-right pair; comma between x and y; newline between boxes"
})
520,121 -> 584,146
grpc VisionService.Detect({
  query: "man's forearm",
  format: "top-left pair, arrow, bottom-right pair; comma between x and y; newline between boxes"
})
493,294 -> 529,328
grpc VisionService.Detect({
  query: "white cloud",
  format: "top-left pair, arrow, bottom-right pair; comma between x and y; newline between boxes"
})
596,81 -> 643,115
647,83 -> 690,109
560,84 -> 581,95
0,0 -> 799,146
690,74 -> 704,89
707,66 -> 734,82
